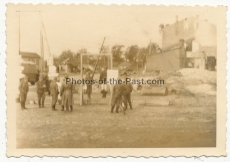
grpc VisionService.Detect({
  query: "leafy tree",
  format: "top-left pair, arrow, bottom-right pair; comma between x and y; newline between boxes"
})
59,50 -> 74,64
137,47 -> 148,67
57,50 -> 79,72
111,45 -> 124,63
125,45 -> 138,62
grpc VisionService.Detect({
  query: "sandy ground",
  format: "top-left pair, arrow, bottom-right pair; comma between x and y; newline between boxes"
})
16,89 -> 216,148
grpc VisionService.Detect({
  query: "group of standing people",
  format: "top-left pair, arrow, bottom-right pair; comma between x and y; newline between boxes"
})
83,66 -> 108,101
110,72 -> 133,114
19,73 -> 74,112
46,75 -> 74,112
18,68 -> 133,114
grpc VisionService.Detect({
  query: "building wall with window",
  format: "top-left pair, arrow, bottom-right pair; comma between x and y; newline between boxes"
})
147,16 -> 217,72
20,52 -> 40,66
161,16 -> 216,54
162,16 -> 197,49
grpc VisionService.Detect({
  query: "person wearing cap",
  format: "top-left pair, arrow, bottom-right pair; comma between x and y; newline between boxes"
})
18,76 -> 29,109
43,73 -> 50,95
99,67 -> 107,98
121,72 -> 133,110
110,76 -> 126,113
59,77 -> 67,111
49,77 -> 59,111
56,77 -> 62,105
36,76 -> 46,108
85,72 -> 92,99
60,76 -> 74,112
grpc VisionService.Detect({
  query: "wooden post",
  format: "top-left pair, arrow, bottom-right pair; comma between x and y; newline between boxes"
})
80,53 -> 83,106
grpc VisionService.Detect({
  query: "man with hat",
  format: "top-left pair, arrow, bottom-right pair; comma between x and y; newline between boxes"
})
121,71 -> 133,110
49,77 -> 59,110
36,76 -> 46,108
18,76 -> 29,109
85,72 -> 92,99
99,66 -> 107,98
60,76 -> 74,112
110,75 -> 126,113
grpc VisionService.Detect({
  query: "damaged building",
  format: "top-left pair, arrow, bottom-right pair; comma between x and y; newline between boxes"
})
146,15 -> 217,72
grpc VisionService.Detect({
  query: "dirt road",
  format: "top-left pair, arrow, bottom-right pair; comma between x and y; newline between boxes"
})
16,94 -> 216,148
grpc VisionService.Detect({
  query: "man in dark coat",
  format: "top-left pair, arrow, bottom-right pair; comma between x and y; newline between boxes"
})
85,72 -> 92,99
60,76 -> 74,112
43,74 -> 50,95
36,76 -> 46,108
122,72 -> 133,110
99,67 -> 107,98
49,77 -> 59,110
18,76 -> 29,109
110,78 -> 126,113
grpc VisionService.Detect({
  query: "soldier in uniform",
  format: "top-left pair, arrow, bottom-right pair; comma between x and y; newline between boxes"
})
122,72 -> 133,110
18,76 -> 29,109
59,77 -> 66,111
56,77 -> 62,105
60,76 -> 74,112
49,77 -> 59,110
99,67 -> 107,98
85,72 -> 92,99
43,73 -> 50,95
110,77 -> 126,113
36,76 -> 46,108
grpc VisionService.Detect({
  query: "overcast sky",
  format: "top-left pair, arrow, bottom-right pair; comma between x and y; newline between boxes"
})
10,5 -> 220,58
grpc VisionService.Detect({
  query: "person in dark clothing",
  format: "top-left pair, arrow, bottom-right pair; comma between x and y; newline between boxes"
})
122,72 -> 133,110
110,78 -> 126,113
85,72 -> 92,99
36,76 -> 46,108
43,74 -> 50,95
111,76 -> 126,113
122,83 -> 133,110
18,76 -> 29,109
60,76 -> 74,112
99,67 -> 107,98
49,77 -> 59,110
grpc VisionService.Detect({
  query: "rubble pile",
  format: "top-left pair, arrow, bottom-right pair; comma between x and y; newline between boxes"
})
165,68 -> 216,96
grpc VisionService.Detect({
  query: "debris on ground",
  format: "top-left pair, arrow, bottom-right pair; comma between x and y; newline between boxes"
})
165,68 -> 216,96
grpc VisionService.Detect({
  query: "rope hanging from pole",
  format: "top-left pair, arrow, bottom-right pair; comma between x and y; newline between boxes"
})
91,37 -> 106,79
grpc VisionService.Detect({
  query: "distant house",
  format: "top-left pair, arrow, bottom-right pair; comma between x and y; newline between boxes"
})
20,51 -> 48,73
20,51 -> 40,66
147,16 -> 217,72
19,52 -> 41,84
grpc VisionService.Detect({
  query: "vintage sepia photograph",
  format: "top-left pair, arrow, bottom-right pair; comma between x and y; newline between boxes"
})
6,4 -> 227,157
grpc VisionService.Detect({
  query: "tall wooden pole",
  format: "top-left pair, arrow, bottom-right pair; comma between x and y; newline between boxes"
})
91,37 -> 106,79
